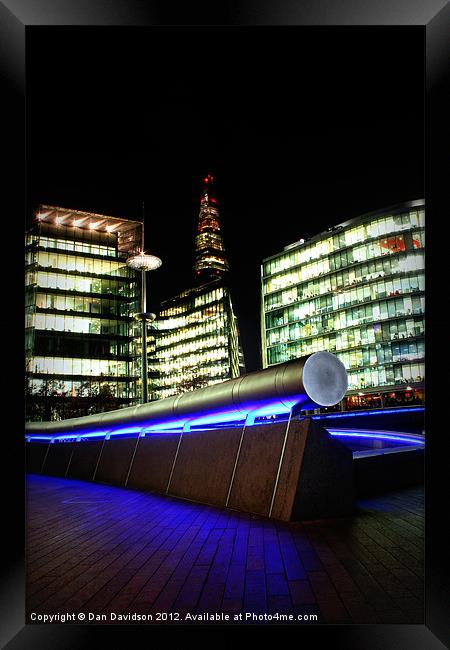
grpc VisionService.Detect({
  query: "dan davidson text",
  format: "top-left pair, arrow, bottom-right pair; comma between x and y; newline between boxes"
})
30,611 -> 316,623
29,612 -> 231,623
86,613 -> 233,622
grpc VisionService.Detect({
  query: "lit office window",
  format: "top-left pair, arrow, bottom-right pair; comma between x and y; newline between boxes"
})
261,203 -> 425,400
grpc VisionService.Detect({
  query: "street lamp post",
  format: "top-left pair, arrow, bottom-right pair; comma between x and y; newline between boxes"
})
126,242 -> 162,404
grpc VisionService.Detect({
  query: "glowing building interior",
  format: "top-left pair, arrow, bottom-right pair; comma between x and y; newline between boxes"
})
25,206 -> 143,420
153,175 -> 245,400
261,200 -> 425,411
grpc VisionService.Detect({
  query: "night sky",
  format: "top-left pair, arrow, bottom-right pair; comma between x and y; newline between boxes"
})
26,26 -> 424,372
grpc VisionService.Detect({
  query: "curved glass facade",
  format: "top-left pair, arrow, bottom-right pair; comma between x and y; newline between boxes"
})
261,201 -> 425,408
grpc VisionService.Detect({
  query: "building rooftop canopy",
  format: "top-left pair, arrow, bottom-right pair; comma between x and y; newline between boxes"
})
35,204 -> 143,257
36,204 -> 142,233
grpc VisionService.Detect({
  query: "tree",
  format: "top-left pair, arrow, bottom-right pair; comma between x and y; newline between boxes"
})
177,366 -> 209,394
25,375 -> 125,421
25,375 -> 68,421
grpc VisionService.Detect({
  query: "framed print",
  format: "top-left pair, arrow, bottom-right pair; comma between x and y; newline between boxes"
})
1,0 -> 449,647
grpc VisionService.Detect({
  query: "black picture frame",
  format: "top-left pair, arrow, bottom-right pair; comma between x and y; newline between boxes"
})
2,1 -> 449,647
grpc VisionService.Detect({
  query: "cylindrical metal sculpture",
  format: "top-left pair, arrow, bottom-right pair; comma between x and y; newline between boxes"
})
25,352 -> 348,436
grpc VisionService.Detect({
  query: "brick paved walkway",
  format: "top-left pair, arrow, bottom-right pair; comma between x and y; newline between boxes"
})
26,475 -> 424,624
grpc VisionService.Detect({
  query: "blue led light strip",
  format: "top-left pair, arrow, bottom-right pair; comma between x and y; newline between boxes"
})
25,396 -> 302,443
25,404 -> 424,445
312,407 -> 424,419
327,428 -> 425,445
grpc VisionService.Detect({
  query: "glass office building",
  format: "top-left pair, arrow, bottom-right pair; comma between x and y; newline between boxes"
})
25,205 -> 143,421
155,280 -> 243,400
154,175 -> 245,400
261,200 -> 425,410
